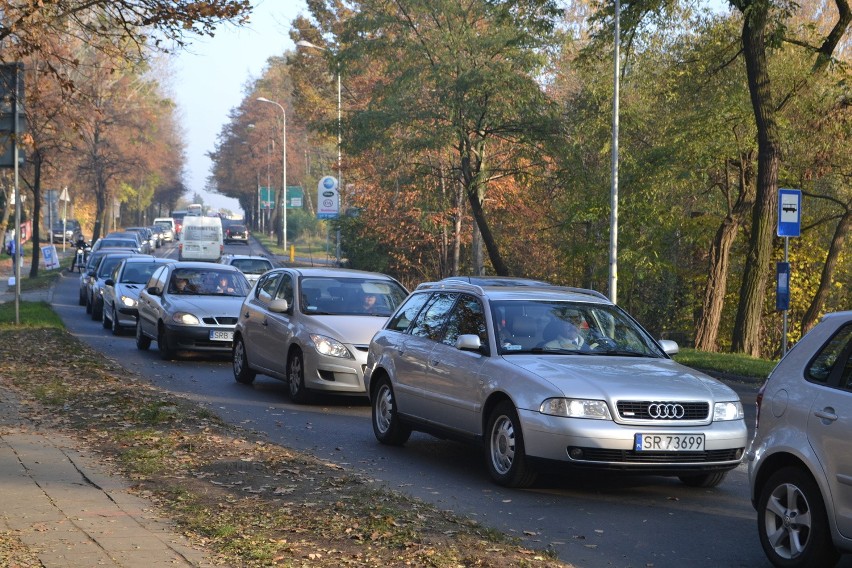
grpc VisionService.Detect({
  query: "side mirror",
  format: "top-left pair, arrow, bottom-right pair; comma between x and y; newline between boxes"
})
658,339 -> 679,356
456,334 -> 483,352
146,286 -> 162,296
268,298 -> 290,313
104,278 -> 115,287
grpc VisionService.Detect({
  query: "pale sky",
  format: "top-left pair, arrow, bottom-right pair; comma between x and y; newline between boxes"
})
172,0 -> 306,217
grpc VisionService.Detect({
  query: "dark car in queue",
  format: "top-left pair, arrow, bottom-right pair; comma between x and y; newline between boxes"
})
101,256 -> 177,335
135,262 -> 250,360
364,280 -> 747,489
224,224 -> 249,244
86,252 -> 147,320
232,268 -> 409,403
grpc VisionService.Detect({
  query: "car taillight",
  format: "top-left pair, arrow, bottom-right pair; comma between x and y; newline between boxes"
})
754,381 -> 766,430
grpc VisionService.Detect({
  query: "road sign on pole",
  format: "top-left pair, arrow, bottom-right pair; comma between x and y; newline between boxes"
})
777,188 -> 801,237
317,176 -> 340,219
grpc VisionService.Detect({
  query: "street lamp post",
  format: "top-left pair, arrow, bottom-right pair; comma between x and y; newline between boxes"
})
296,40 -> 342,264
256,97 -> 287,251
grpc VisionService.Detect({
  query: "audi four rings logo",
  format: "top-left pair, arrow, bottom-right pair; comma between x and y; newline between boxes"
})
647,403 -> 685,418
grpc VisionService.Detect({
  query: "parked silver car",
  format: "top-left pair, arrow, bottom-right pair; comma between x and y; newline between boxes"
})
78,248 -> 135,306
747,311 -> 852,567
232,268 -> 409,403
101,256 -> 177,335
365,281 -> 747,488
136,262 -> 250,360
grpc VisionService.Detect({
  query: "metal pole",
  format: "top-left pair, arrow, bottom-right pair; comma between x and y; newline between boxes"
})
256,98 -> 287,251
782,237 -> 789,356
13,64 -> 21,324
336,63 -> 342,266
609,0 -> 620,305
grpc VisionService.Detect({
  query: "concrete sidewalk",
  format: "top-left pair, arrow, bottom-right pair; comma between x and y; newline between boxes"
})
1,279 -> 223,566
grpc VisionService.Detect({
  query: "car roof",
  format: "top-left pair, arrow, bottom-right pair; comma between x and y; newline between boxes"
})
223,254 -> 270,261
121,256 -> 175,264
416,280 -> 613,304
169,261 -> 242,271
282,267 -> 402,281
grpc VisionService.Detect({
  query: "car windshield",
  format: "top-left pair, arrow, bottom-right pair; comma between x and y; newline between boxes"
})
98,239 -> 137,249
300,277 -> 408,316
230,258 -> 272,275
168,268 -> 250,296
97,257 -> 130,278
120,263 -> 163,285
491,300 -> 664,357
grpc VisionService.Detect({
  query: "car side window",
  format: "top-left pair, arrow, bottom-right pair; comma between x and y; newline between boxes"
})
441,294 -> 487,348
274,273 -> 294,304
386,292 -> 428,332
147,266 -> 166,290
806,323 -> 852,385
256,273 -> 283,304
410,292 -> 458,341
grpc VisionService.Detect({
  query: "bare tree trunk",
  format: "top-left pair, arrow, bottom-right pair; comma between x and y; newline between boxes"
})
453,179 -> 463,276
801,203 -> 850,333
695,156 -> 755,351
732,10 -> 781,357
28,150 -> 44,278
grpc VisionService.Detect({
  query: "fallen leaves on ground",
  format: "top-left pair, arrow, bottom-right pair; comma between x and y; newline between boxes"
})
0,328 -> 571,567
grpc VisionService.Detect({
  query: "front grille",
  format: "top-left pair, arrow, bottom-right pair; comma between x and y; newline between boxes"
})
202,316 -> 238,325
573,448 -> 742,464
617,401 -> 709,421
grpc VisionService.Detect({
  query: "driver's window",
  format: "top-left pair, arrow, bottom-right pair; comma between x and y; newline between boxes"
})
442,295 -> 487,349
274,273 -> 294,304
257,273 -> 282,304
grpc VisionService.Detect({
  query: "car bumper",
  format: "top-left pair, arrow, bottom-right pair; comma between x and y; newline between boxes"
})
518,409 -> 747,473
163,323 -> 235,353
302,347 -> 368,395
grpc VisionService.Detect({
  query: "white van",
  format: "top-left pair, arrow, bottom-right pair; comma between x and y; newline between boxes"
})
179,216 -> 223,262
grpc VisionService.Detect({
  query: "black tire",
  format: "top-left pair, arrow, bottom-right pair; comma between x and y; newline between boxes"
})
101,304 -> 110,329
91,297 -> 103,321
371,376 -> 411,445
110,307 -> 121,336
78,288 -> 86,306
135,320 -> 151,350
287,350 -> 311,404
678,471 -> 728,488
157,324 -> 175,360
757,466 -> 839,568
485,401 -> 537,488
85,293 -> 92,314
232,337 -> 256,385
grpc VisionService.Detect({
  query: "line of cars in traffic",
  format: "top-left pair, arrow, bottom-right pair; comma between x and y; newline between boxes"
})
72,231 -> 851,567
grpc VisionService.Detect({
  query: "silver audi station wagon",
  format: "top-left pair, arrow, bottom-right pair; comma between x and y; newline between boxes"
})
364,280 -> 747,488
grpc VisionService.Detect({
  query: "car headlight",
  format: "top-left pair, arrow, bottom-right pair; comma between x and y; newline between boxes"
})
172,312 -> 200,325
713,401 -> 744,421
540,398 -> 612,420
309,334 -> 353,359
120,295 -> 137,308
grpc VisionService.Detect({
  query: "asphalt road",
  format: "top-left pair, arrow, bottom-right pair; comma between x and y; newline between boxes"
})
50,240 -> 847,568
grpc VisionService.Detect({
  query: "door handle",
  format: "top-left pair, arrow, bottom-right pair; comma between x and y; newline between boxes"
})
261,317 -> 268,327
814,408 -> 838,422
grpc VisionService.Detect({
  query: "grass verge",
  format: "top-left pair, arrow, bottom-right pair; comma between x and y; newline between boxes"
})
0,304 -> 568,568
673,348 -> 777,380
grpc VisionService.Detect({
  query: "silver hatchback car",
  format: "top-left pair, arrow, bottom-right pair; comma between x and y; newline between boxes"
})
232,267 -> 409,403
365,281 -> 747,488
747,311 -> 852,567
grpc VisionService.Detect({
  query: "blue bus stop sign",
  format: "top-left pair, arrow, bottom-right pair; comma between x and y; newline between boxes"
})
778,188 -> 801,237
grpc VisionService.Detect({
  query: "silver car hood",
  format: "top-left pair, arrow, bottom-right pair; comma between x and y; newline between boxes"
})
166,295 -> 246,315
304,315 -> 388,345
504,356 -> 737,401
115,283 -> 145,299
